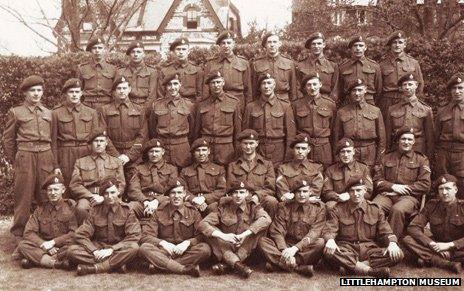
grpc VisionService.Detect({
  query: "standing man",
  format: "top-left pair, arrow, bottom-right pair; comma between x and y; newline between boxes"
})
293,72 -> 336,168
78,37 -> 116,110
194,71 -> 242,166
297,32 -> 339,101
339,35 -> 382,105
149,73 -> 196,168
379,31 -> 423,114
243,73 -> 296,166
158,37 -> 203,101
373,127 -> 431,238
251,32 -> 297,101
52,78 -> 100,186
2,75 -> 57,240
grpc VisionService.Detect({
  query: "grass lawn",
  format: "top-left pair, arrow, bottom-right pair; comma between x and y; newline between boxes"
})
0,216 -> 463,291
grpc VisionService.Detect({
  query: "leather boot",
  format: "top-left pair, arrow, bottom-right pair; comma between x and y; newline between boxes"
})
54,260 -> 72,270
295,265 -> 314,277
368,267 -> 390,278
76,264 -> 97,276
20,258 -> 35,269
431,256 -> 462,274
212,263 -> 229,275
234,262 -> 253,278
183,265 -> 201,277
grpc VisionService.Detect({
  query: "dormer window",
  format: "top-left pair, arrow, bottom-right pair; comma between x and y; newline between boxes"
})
185,6 -> 199,29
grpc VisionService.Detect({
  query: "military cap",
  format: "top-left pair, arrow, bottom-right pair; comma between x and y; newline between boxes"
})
344,174 -> 367,192
237,129 -> 259,141
86,37 -> 104,52
395,126 -> 416,140
87,128 -> 107,144
165,178 -> 187,194
169,37 -> 189,51
204,70 -> 224,84
386,31 -> 406,46
257,73 -> 275,86
227,180 -> 254,194
397,73 -> 418,86
290,179 -> 312,193
347,35 -> 366,48
290,133 -> 312,148
347,78 -> 366,92
142,138 -> 165,160
261,32 -> 278,47
446,73 -> 464,90
190,137 -> 210,152
41,173 -> 65,190
112,76 -> 130,91
300,72 -> 321,92
216,30 -> 236,44
98,177 -> 120,195
305,32 -> 325,49
161,72 -> 181,87
335,138 -> 355,153
62,78 -> 82,93
125,40 -> 144,55
20,75 -> 44,91
435,174 -> 458,188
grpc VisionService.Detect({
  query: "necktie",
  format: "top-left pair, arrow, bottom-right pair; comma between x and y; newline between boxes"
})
107,208 -> 115,243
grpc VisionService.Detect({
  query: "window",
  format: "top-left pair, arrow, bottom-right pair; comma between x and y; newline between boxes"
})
186,7 -> 198,29
357,10 -> 367,25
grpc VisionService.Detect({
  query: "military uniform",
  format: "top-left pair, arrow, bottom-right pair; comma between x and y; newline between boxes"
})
297,56 -> 339,101
139,201 -> 211,273
276,160 -> 324,200
116,63 -> 158,106
78,60 -> 116,109
157,61 -> 203,101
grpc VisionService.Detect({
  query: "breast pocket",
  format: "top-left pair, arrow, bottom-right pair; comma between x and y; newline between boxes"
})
78,114 -> 93,134
154,109 -> 169,129
439,114 -> 453,134
361,112 -> 377,138
331,173 -> 345,193
340,114 -> 355,136
183,169 -> 199,191
128,110 -> 142,130
106,111 -> 120,129
429,216 -> 444,229
270,110 -> 284,131
80,163 -> 97,182
81,71 -> 96,89
104,162 -> 120,177
250,110 -> 264,131
362,216 -> 378,238
384,160 -> 397,182
390,110 -> 405,129
58,115 -> 74,135
404,162 -> 420,184
101,70 -> 115,90
93,218 -> 108,240
276,64 -> 291,84
230,63 -> 246,87
137,74 -> 150,92
341,69 -> 354,90
296,109 -> 311,128
112,219 -> 126,240
314,108 -> 332,129
220,107 -> 234,126
158,218 -> 174,238
362,67 -> 376,88
205,167 -> 221,190
339,217 -> 356,238
181,72 -> 197,95
138,168 -> 153,188
180,218 -> 196,237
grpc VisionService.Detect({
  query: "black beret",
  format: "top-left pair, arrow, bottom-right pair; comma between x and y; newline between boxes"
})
216,30 -> 236,44
395,126 -> 416,140
290,133 -> 312,148
300,72 -> 321,92
161,72 -> 181,87
261,32 -> 278,47
112,76 -> 130,91
335,138 -> 355,153
257,73 -> 275,86
290,178 -> 312,193
169,37 -> 189,51
86,37 -> 104,52
344,174 -> 367,192
98,177 -> 120,195
347,78 -> 366,92
237,129 -> 259,141
125,40 -> 144,55
447,73 -> 464,90
204,70 -> 224,84
20,75 -> 44,91
190,137 -> 210,152
227,180 -> 254,194
434,174 -> 458,190
41,173 -> 65,190
62,78 -> 82,93
305,32 -> 325,48
165,178 -> 187,194
87,128 -> 108,144
142,138 -> 165,160
386,31 -> 406,46
347,35 -> 366,48
397,73 -> 418,86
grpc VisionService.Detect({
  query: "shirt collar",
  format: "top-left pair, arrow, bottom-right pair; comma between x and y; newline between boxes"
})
150,159 -> 166,170
91,152 -> 108,160
349,200 -> 367,213
24,102 -> 44,112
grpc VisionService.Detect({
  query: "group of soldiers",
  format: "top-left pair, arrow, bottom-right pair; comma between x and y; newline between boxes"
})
3,29 -> 464,279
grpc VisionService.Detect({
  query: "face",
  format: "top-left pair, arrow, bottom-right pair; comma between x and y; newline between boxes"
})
147,147 -> 165,163
293,143 -> 310,160
240,139 -> 259,155
91,44 -> 105,61
390,38 -> 406,54
174,44 -> 189,61
401,80 -> 418,97
65,87 -> 82,105
232,188 -> 249,205
437,182 -> 458,204
398,133 -> 415,152
47,183 -> 65,203
92,136 -> 108,154
351,42 -> 366,58
209,78 -> 225,95
295,185 -> 312,204
166,80 -> 181,97
305,78 -> 322,97
265,35 -> 281,56
451,82 -> 464,102
310,38 -> 325,55
24,85 -> 44,104
350,85 -> 366,103
220,38 -> 235,56
169,186 -> 186,207
130,47 -> 145,64
114,82 -> 131,101
260,79 -> 276,96
103,185 -> 120,205
193,146 -> 210,163
348,185 -> 366,204
339,147 -> 355,164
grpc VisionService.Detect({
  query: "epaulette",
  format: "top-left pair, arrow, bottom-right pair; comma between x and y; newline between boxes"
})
157,200 -> 170,210
161,61 -> 173,67
339,58 -> 351,66
120,202 -> 131,209
276,95 -> 291,102
297,55 -> 309,62
224,92 -> 240,101
206,55 -> 219,62
320,94 -> 336,103
183,201 -> 197,210
52,103 -> 64,110
417,99 -> 431,108
280,53 -> 293,61
64,199 -> 77,208
188,60 -> 200,67
365,56 -> 378,64
236,55 -> 248,61
366,200 -> 381,209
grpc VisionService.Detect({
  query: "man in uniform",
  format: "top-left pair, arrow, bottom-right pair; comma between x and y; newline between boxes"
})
117,41 -> 158,107
68,177 -> 141,275
198,180 -> 272,278
373,127 -> 431,238
52,78 -> 100,186
322,138 -> 373,210
2,75 -> 57,240
276,133 -> 324,203
203,30 -> 252,108
180,138 -> 227,215
194,70 -> 242,166
138,178 -> 211,277
157,37 -> 203,101
251,32 -> 297,101
379,31 -> 424,114
323,175 -> 404,278
78,37 -> 116,110
334,79 -> 386,169
293,72 -> 336,168
435,73 -> 464,198
339,35 -> 382,105
296,32 -> 339,101
69,130 -> 125,224
243,73 -> 296,166
259,179 -> 326,277
385,73 -> 434,159
227,129 -> 279,218
126,138 -> 178,219
403,174 -> 464,274
18,174 -> 77,270
149,73 -> 195,168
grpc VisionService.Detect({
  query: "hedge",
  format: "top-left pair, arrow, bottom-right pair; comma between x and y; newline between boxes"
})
0,37 -> 463,215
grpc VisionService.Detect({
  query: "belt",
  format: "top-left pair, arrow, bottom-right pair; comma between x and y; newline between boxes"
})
58,141 -> 89,147
203,135 -> 233,144
353,139 -> 376,147
438,141 -> 464,151
17,141 -> 51,152
160,135 -> 189,145
113,140 -> 140,149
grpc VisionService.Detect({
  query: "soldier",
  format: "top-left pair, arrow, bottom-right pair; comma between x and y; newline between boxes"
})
323,175 -> 404,278
117,41 -> 158,107
203,30 -> 252,108
180,138 -> 227,215
293,72 -> 336,168
17,174 -> 77,270
334,79 -> 386,169
385,73 -> 434,159
78,37 -> 116,110
435,73 -> 464,199
149,72 -> 195,168
373,127 -> 431,238
403,174 -> 464,273
126,138 -> 178,219
68,177 -> 141,276
194,70 -> 242,166
51,78 -> 100,186
322,138 -> 373,210
276,133 -> 324,202
2,75 -> 57,240
69,130 -> 125,224
339,35 -> 382,105
296,32 -> 339,101
259,179 -> 326,277
251,32 -> 297,101
157,37 -> 203,101
198,180 -> 272,278
227,129 -> 279,217
379,31 -> 424,114
138,178 -> 211,277
243,73 -> 296,166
